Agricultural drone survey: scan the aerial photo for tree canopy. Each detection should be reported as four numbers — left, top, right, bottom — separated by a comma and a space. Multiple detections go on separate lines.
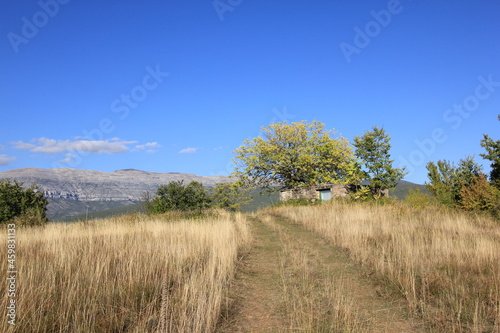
480, 114, 500, 188
353, 126, 406, 195
0, 179, 48, 226
232, 121, 357, 190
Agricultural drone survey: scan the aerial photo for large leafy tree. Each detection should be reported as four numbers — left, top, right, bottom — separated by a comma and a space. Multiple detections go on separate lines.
353, 126, 406, 196
480, 114, 500, 188
0, 179, 48, 226
233, 121, 357, 190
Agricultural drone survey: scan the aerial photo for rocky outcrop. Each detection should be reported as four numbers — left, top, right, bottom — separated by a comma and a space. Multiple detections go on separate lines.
0, 168, 231, 202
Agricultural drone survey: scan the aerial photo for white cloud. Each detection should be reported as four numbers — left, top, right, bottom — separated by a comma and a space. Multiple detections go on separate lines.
0, 154, 16, 166
179, 147, 198, 154
135, 142, 160, 152
213, 146, 226, 151
12, 137, 137, 154
134, 142, 160, 153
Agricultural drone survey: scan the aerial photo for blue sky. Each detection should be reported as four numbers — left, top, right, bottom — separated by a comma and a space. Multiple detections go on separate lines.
1, 0, 499, 184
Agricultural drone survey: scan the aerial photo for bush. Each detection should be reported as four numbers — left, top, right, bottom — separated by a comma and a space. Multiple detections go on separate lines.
458, 174, 500, 211
349, 186, 372, 201
209, 181, 252, 211
0, 179, 48, 226
145, 180, 211, 214
404, 188, 434, 210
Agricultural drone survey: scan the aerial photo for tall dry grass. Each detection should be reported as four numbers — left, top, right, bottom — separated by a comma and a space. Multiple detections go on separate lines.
259, 214, 368, 332
270, 202, 500, 332
0, 211, 251, 333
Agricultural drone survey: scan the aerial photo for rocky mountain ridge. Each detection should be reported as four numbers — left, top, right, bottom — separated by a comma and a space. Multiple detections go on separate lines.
0, 168, 231, 219
0, 168, 231, 202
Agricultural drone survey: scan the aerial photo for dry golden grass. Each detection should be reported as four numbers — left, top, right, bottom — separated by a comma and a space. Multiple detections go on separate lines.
277, 230, 368, 332
270, 202, 500, 332
257, 214, 368, 332
0, 210, 251, 333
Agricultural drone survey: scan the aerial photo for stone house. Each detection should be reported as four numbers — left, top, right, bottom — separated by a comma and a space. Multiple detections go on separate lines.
279, 184, 388, 202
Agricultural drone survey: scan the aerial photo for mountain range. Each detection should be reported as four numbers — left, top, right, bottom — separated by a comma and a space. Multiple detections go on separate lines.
0, 168, 230, 219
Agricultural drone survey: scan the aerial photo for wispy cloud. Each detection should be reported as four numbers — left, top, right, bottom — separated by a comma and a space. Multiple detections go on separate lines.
12, 137, 137, 154
213, 146, 226, 151
179, 147, 198, 154
0, 154, 16, 166
135, 142, 160, 153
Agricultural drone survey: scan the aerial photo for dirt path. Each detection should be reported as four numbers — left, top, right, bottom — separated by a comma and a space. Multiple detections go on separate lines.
217, 215, 289, 332
217, 212, 426, 332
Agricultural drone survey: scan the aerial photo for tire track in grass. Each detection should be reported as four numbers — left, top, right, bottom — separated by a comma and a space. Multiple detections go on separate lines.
218, 211, 426, 332
217, 215, 288, 332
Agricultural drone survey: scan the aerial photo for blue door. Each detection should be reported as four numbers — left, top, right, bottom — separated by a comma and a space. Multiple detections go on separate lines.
319, 189, 331, 201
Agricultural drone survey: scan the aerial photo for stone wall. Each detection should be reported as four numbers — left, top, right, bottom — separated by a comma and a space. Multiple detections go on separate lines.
279, 184, 389, 202
280, 184, 352, 202
279, 187, 319, 201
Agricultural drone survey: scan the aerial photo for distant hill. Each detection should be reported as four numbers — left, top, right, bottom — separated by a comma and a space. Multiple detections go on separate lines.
56, 202, 146, 222
389, 180, 429, 200
0, 168, 230, 220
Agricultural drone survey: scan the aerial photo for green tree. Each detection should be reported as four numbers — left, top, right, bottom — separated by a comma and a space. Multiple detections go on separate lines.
209, 181, 252, 211
146, 180, 211, 213
426, 156, 491, 210
0, 179, 48, 226
480, 114, 500, 188
233, 120, 356, 190
353, 126, 407, 197
426, 160, 457, 206
456, 156, 483, 186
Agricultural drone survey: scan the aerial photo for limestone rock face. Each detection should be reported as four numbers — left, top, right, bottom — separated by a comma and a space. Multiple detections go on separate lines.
0, 168, 230, 201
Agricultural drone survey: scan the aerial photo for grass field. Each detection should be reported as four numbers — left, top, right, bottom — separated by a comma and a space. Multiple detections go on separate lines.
2, 200, 500, 332
0, 211, 251, 332
271, 201, 500, 332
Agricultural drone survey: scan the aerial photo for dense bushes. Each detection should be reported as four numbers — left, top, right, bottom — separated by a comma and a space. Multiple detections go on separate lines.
144, 180, 251, 214
145, 180, 211, 213
426, 157, 500, 218
0, 179, 48, 226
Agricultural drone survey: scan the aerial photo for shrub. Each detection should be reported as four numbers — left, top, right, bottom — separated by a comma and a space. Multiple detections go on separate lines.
404, 188, 433, 209
458, 174, 500, 216
209, 181, 252, 211
145, 180, 211, 214
349, 186, 372, 201
0, 179, 48, 226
